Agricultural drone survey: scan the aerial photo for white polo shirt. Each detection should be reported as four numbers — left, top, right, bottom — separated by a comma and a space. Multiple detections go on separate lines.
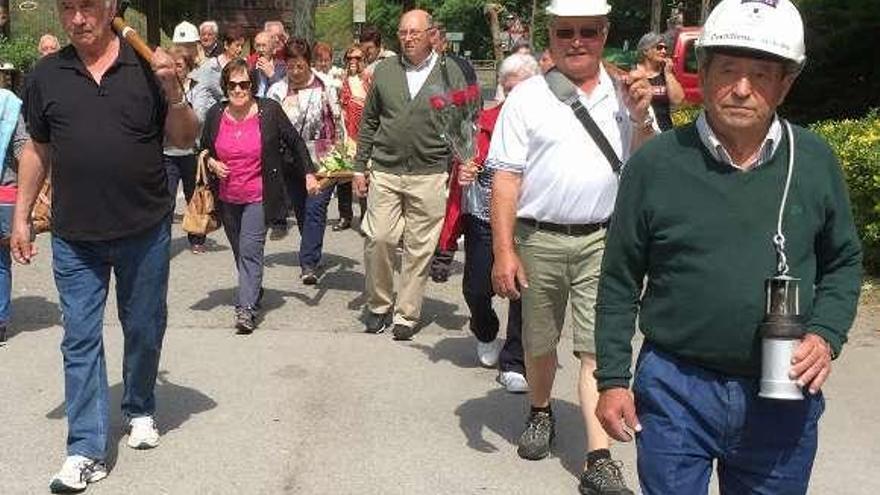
486, 66, 636, 225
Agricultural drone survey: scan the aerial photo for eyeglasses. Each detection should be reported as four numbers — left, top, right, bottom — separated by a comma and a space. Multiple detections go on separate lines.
554, 26, 604, 40
655, 44, 668, 51
228, 80, 252, 91
397, 28, 433, 39
346, 55, 363, 61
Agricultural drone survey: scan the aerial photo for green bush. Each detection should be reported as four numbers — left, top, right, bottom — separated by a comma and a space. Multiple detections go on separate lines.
810, 110, 880, 274
0, 35, 39, 73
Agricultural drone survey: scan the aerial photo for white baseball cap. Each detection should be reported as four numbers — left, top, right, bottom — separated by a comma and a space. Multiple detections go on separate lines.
545, 0, 612, 17
173, 21, 199, 44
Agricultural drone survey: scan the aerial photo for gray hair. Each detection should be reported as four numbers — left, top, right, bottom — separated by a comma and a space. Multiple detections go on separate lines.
498, 53, 540, 85
199, 21, 219, 34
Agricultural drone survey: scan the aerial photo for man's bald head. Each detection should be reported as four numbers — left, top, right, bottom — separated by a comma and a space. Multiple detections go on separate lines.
397, 9, 435, 65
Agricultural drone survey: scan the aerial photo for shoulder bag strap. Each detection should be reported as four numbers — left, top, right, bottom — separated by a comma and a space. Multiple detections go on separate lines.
544, 69, 622, 174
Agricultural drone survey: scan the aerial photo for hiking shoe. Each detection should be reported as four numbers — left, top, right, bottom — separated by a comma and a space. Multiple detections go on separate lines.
0, 325, 6, 344
392, 324, 417, 341
476, 339, 503, 367
579, 458, 633, 495
517, 409, 555, 460
364, 312, 391, 334
497, 371, 529, 393
301, 269, 318, 285
49, 455, 107, 493
190, 244, 206, 254
126, 416, 160, 449
333, 218, 352, 231
235, 308, 256, 335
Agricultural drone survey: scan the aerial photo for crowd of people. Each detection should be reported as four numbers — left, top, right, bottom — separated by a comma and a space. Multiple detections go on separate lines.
0, 0, 863, 494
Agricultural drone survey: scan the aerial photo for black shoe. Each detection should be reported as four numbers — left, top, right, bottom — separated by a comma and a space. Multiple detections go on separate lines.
235, 308, 256, 335
333, 218, 352, 231
0, 325, 6, 344
392, 324, 417, 341
364, 312, 391, 334
578, 458, 633, 495
517, 408, 555, 460
301, 269, 318, 285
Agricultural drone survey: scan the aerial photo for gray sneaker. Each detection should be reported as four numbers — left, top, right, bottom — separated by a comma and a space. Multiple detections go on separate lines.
578, 458, 633, 495
517, 409, 555, 460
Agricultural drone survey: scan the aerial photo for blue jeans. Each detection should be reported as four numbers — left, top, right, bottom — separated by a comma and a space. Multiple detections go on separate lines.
462, 215, 524, 374
52, 217, 171, 460
0, 246, 10, 326
299, 187, 332, 270
634, 344, 825, 495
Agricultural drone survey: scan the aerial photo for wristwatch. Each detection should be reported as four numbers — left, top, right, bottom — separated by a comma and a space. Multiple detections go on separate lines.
630, 113, 655, 131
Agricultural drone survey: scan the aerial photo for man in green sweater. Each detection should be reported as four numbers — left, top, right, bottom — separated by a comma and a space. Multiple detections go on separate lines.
353, 10, 468, 340
594, 1, 862, 494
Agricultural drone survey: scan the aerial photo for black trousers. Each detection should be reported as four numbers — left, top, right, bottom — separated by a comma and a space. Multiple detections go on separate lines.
462, 214, 524, 374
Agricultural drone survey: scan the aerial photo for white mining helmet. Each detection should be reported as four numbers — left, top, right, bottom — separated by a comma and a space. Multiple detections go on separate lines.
697, 0, 806, 68
545, 0, 611, 17
173, 21, 200, 44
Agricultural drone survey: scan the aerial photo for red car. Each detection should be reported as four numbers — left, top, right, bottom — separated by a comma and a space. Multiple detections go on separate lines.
670, 27, 703, 104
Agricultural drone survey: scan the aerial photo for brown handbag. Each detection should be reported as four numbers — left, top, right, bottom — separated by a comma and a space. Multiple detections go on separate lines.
32, 178, 52, 234
182, 150, 220, 236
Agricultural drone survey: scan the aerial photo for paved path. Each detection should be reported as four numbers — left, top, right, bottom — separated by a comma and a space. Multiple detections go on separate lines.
1, 213, 878, 494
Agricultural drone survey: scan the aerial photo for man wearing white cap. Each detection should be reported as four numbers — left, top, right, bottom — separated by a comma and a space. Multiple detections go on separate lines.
595, 1, 861, 493
487, 0, 654, 493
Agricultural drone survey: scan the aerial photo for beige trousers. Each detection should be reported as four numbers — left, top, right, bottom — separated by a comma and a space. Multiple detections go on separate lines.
362, 170, 448, 327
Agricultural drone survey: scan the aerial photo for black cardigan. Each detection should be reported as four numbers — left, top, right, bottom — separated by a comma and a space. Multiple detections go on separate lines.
201, 98, 315, 224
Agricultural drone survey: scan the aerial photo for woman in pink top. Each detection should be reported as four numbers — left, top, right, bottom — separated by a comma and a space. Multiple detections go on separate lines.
202, 59, 320, 334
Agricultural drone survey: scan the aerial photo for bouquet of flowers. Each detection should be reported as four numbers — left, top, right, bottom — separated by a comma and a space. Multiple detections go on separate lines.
429, 83, 482, 163
317, 142, 355, 175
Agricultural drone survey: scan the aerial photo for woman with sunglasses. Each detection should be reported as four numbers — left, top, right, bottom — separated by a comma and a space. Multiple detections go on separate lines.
336, 44, 371, 231
267, 38, 340, 285
202, 59, 319, 334
636, 32, 685, 131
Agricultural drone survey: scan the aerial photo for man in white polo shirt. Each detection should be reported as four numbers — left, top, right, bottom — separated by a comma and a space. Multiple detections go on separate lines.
487, 0, 656, 493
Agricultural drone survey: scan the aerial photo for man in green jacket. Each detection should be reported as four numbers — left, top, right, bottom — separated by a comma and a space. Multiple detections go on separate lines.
594, 1, 862, 494
353, 9, 468, 340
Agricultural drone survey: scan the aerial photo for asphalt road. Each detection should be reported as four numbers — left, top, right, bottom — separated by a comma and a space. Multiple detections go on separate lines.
1, 209, 878, 494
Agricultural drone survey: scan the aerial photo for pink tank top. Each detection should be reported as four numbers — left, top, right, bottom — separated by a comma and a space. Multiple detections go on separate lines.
215, 112, 263, 204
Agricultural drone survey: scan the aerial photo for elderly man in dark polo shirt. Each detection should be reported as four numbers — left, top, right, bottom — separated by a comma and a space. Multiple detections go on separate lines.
9, 0, 197, 492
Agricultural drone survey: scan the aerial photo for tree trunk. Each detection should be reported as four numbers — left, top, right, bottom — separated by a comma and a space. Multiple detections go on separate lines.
701, 0, 712, 24
651, 0, 663, 33
484, 3, 504, 63
291, 0, 317, 43
146, 0, 162, 47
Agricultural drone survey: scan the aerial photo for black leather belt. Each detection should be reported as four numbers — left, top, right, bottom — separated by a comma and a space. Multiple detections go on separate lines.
517, 217, 607, 236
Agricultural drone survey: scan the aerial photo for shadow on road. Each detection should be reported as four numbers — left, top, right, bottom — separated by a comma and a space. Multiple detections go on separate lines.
169, 234, 227, 260
455, 389, 586, 480
6, 296, 62, 340
189, 287, 297, 316
46, 370, 217, 470
420, 297, 469, 331
411, 336, 481, 369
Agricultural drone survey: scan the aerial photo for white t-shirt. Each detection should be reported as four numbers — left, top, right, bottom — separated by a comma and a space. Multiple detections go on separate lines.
486, 66, 636, 225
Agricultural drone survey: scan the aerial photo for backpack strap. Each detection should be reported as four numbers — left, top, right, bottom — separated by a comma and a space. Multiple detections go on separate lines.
544, 68, 622, 174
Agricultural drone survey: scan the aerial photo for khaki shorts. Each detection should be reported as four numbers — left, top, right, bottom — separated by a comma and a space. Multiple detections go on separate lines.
515, 221, 605, 358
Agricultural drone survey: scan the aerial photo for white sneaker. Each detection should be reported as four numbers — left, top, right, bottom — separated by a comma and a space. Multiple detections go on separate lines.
476, 339, 503, 368
497, 371, 529, 393
127, 416, 160, 450
49, 455, 107, 493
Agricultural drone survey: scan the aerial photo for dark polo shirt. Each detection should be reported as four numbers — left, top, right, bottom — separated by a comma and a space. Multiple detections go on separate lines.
24, 38, 171, 241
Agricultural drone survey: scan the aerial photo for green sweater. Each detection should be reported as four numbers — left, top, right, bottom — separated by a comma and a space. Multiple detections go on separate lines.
594, 123, 862, 390
354, 54, 467, 175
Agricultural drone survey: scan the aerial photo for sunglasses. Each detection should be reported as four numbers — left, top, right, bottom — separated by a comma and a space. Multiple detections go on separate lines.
555, 26, 604, 40
655, 44, 668, 51
346, 55, 363, 61
228, 80, 252, 91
